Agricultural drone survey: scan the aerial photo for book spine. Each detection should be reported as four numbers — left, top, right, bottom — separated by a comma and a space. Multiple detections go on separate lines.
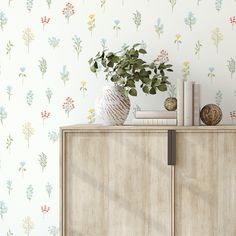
135, 111, 176, 119
193, 83, 200, 126
132, 119, 177, 125
177, 79, 184, 126
184, 81, 194, 126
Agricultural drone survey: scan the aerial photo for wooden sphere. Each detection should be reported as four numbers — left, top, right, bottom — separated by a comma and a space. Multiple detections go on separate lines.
164, 97, 177, 111
200, 104, 222, 126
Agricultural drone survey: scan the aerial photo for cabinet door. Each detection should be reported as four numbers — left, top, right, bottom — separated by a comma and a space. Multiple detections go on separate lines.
175, 132, 236, 236
62, 131, 172, 236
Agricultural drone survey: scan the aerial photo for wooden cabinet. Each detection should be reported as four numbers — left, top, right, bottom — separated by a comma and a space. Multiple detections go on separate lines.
61, 125, 236, 236
61, 127, 172, 236
175, 131, 236, 236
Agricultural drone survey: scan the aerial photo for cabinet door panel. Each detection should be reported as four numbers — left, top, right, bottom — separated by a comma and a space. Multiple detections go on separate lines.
62, 131, 171, 236
175, 132, 236, 236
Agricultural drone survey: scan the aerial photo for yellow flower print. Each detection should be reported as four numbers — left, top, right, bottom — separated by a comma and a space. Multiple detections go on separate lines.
174, 33, 182, 50
80, 80, 87, 96
88, 14, 95, 35
87, 108, 95, 124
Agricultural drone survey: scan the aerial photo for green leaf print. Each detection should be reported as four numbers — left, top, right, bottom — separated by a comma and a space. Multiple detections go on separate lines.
0, 12, 8, 31
133, 10, 141, 31
38, 152, 47, 172
6, 41, 13, 59
184, 12, 196, 31
38, 58, 47, 79
227, 57, 236, 78
169, 0, 177, 12
26, 185, 33, 201
195, 40, 202, 59
0, 201, 8, 219
6, 180, 13, 195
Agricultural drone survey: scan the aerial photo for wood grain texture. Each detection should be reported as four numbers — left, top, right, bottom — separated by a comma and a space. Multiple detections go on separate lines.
61, 124, 236, 131
175, 132, 236, 236
62, 131, 171, 236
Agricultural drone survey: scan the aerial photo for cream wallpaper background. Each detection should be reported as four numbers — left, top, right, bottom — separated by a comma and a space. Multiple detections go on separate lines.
0, 0, 236, 235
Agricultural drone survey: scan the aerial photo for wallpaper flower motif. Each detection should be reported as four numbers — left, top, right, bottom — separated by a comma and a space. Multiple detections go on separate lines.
6, 180, 13, 195
19, 67, 27, 85
48, 131, 58, 143
215, 90, 223, 106
46, 88, 53, 103
62, 3, 75, 23
6, 86, 13, 101
229, 16, 236, 30
185, 12, 197, 31
113, 19, 121, 37
215, 0, 223, 12
208, 67, 216, 81
0, 201, 8, 219
88, 14, 96, 35
6, 135, 13, 153
26, 185, 34, 201
0, 12, 8, 31
26, 90, 34, 106
62, 97, 75, 117
60, 65, 69, 85
26, 0, 34, 12
133, 11, 141, 31
182, 61, 190, 80
6, 41, 13, 59
100, 0, 106, 10
0, 107, 7, 125
227, 58, 236, 78
174, 34, 182, 50
22, 216, 34, 235
154, 18, 164, 38
195, 40, 202, 59
72, 35, 83, 60
46, 0, 52, 9
22, 28, 34, 53
41, 16, 50, 30
211, 27, 223, 53
48, 37, 60, 48
169, 0, 177, 12
22, 122, 34, 147
80, 80, 87, 96
39, 58, 47, 79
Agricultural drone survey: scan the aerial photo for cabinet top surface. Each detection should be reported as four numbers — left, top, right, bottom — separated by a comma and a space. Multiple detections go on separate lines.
60, 124, 236, 132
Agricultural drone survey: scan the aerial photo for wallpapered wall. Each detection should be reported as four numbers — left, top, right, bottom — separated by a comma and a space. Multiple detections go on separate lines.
0, 0, 236, 234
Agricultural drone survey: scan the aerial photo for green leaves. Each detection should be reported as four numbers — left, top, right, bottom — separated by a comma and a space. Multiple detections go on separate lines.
142, 85, 150, 94
150, 87, 157, 94
129, 88, 137, 96
157, 83, 167, 91
90, 65, 96, 73
107, 61, 114, 67
139, 48, 147, 54
125, 79, 135, 87
88, 43, 173, 96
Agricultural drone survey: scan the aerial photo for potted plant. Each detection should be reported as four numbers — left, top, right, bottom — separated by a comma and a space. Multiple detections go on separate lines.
89, 43, 173, 125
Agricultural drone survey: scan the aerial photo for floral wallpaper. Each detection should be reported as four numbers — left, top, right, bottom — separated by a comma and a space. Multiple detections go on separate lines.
0, 0, 236, 235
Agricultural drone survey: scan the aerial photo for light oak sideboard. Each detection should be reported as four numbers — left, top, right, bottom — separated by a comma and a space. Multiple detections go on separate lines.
60, 125, 236, 236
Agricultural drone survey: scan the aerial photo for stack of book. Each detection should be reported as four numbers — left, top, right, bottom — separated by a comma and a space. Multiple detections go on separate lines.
177, 79, 200, 126
132, 110, 177, 125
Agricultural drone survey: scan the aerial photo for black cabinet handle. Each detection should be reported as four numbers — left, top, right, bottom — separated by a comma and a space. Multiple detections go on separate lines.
168, 130, 176, 166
